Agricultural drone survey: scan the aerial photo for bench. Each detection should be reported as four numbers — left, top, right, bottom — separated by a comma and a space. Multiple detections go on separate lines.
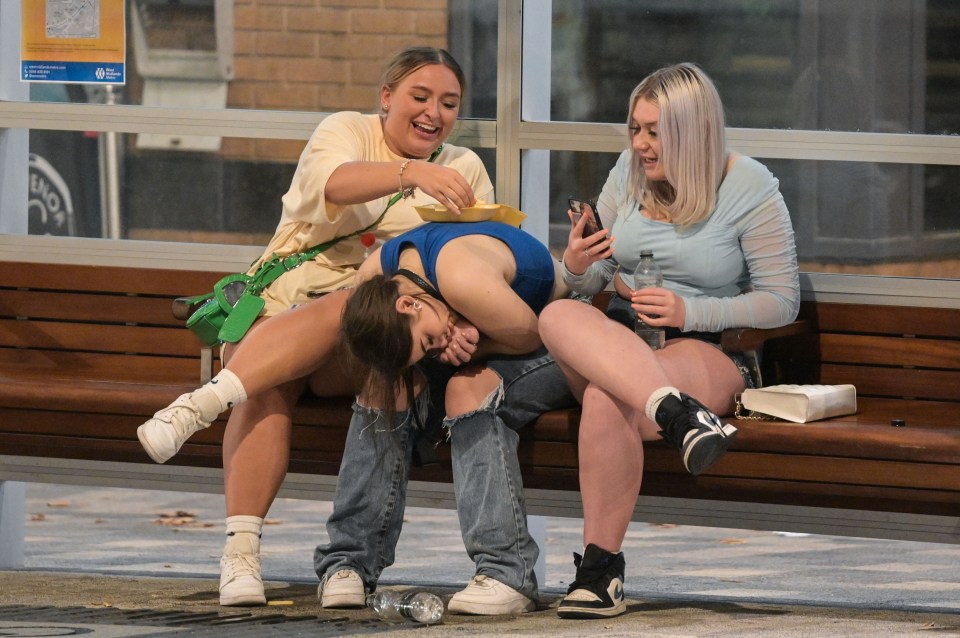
3, 260, 960, 570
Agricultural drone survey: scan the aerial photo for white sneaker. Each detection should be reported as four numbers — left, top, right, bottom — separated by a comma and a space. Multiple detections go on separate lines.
319, 569, 366, 608
219, 535, 266, 606
447, 575, 537, 615
137, 393, 212, 463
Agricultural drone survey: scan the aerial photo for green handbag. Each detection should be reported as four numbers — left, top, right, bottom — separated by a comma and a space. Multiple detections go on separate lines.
184, 208, 390, 347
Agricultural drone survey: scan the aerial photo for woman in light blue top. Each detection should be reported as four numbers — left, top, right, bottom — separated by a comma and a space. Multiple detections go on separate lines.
539, 63, 800, 620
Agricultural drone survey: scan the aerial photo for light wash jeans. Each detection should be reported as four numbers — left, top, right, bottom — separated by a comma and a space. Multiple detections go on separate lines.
314, 348, 575, 601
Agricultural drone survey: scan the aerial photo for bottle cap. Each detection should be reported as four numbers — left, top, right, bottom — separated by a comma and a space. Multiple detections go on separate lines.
640, 250, 653, 258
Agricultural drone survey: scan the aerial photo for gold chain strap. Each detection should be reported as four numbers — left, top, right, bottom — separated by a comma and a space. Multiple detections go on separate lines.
733, 394, 778, 421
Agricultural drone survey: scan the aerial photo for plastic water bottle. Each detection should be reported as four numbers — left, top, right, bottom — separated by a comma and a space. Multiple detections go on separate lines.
633, 250, 665, 351
367, 590, 445, 625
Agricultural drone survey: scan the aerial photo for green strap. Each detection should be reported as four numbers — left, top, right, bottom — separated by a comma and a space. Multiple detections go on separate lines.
248, 144, 445, 293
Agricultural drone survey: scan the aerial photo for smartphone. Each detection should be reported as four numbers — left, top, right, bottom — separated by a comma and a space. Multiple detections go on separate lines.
568, 196, 603, 239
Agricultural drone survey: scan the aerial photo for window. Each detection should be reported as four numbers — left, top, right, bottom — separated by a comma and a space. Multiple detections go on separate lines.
3, 0, 959, 279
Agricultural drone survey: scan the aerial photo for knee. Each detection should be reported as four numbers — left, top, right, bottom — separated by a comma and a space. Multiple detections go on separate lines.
537, 300, 562, 341
538, 299, 579, 347
445, 368, 502, 417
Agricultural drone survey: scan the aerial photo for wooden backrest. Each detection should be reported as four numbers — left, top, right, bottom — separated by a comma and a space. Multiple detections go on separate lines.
765, 301, 960, 410
0, 262, 223, 384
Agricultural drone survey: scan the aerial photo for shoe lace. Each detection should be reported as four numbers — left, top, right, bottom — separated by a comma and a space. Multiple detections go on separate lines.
161, 399, 204, 437
222, 552, 260, 580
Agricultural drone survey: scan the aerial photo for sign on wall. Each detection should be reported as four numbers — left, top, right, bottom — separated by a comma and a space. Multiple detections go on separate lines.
20, 0, 125, 84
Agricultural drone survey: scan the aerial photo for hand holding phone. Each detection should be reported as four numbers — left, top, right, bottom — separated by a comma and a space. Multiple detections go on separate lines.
568, 196, 603, 239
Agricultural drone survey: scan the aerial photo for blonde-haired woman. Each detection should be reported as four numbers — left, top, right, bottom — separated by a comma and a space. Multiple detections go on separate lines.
539, 63, 800, 619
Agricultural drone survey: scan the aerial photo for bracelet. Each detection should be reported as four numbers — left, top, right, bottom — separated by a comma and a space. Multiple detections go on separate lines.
398, 159, 416, 199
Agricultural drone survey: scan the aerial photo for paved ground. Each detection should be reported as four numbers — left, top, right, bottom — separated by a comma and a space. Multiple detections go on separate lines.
2, 482, 960, 636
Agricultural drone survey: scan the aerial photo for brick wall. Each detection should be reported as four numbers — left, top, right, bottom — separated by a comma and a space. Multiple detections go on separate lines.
225, 0, 450, 163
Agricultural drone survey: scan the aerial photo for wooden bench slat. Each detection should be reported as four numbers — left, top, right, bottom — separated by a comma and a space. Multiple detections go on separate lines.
720, 319, 811, 352
805, 303, 960, 338
0, 351, 199, 384
0, 320, 199, 356
820, 333, 960, 369
815, 396, 958, 428
5, 262, 227, 296
0, 381, 193, 415
0, 433, 186, 464
819, 364, 960, 401
2, 289, 185, 327
671, 451, 960, 491
730, 420, 960, 463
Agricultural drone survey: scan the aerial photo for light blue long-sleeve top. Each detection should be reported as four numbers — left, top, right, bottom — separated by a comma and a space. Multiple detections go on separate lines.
563, 151, 801, 332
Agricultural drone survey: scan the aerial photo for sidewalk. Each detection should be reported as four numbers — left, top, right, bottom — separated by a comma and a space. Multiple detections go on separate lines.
2, 482, 959, 636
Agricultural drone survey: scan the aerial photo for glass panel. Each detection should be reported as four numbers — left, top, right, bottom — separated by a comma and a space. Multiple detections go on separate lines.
26, 129, 495, 245
545, 151, 960, 278
550, 0, 960, 136
27, 0, 499, 119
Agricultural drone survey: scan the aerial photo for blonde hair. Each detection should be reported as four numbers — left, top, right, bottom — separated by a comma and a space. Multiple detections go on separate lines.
627, 63, 726, 227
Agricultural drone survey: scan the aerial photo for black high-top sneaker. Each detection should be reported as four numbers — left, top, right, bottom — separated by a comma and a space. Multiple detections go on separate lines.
655, 393, 738, 475
557, 544, 626, 619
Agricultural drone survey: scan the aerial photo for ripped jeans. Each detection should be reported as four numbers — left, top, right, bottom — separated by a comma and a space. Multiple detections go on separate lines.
313, 348, 575, 601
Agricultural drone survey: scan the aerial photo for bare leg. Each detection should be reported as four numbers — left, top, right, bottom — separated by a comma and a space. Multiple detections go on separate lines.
540, 299, 743, 420
577, 384, 649, 552
539, 299, 670, 414
541, 299, 747, 553
222, 381, 302, 517
224, 290, 351, 397
221, 307, 361, 518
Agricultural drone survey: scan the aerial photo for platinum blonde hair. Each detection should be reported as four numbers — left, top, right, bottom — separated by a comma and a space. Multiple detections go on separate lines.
627, 63, 726, 227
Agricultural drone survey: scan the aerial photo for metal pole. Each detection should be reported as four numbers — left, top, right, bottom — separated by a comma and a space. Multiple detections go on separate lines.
98, 85, 122, 239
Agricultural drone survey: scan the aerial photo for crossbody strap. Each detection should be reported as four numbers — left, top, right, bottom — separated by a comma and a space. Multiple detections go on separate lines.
249, 144, 445, 293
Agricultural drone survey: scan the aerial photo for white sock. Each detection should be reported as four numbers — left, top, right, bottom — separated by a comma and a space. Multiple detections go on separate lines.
191, 369, 248, 421
645, 386, 681, 423
225, 514, 263, 536
224, 515, 263, 554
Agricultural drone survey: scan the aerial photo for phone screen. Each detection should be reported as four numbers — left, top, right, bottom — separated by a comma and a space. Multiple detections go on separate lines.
568, 197, 602, 239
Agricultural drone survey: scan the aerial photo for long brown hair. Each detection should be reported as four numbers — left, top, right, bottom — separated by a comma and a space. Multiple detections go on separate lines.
341, 275, 418, 412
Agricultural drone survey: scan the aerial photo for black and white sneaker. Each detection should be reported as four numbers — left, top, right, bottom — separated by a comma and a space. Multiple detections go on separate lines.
557, 544, 626, 619
655, 393, 738, 476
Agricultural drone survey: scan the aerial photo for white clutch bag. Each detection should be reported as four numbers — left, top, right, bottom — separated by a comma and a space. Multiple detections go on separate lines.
737, 384, 857, 423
